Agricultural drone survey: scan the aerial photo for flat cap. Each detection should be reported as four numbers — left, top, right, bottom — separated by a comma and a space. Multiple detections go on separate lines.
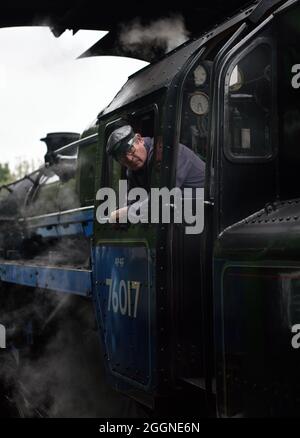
106, 125, 135, 159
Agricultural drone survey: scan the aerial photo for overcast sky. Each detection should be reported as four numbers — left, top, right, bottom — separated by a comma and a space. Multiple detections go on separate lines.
0, 27, 147, 171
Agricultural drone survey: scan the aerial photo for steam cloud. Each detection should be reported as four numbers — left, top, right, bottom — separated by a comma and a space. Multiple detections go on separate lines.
0, 287, 142, 417
119, 15, 190, 59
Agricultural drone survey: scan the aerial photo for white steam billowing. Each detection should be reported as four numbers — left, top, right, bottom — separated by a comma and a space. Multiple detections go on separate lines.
0, 289, 142, 417
119, 15, 190, 59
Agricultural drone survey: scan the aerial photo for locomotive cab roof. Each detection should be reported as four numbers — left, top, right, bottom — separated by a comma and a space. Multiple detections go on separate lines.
98, 2, 260, 118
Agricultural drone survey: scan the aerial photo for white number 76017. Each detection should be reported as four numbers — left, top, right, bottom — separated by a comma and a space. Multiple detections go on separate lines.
105, 278, 141, 318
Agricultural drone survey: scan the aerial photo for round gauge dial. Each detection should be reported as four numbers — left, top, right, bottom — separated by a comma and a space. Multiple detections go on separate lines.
193, 65, 207, 86
189, 93, 209, 115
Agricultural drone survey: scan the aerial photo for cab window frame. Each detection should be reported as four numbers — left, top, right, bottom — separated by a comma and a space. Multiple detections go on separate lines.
75, 134, 98, 207
103, 104, 159, 193
223, 36, 278, 163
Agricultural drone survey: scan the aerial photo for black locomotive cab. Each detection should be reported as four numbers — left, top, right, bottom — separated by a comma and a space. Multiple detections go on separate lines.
212, 0, 300, 417
93, 0, 300, 415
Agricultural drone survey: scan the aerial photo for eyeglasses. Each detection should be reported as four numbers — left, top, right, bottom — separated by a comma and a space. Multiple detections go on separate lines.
126, 144, 136, 156
116, 144, 137, 163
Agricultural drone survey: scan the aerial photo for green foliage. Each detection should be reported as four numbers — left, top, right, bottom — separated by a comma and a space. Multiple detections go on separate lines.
13, 158, 42, 180
0, 158, 42, 187
0, 162, 13, 186
14, 159, 32, 181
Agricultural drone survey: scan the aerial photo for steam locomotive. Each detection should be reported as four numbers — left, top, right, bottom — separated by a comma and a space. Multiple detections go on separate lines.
1, 0, 300, 417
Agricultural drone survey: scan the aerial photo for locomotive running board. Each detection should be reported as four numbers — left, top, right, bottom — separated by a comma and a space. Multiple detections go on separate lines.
0, 262, 92, 297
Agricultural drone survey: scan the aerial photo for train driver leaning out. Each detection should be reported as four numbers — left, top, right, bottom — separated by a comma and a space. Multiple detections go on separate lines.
106, 124, 206, 221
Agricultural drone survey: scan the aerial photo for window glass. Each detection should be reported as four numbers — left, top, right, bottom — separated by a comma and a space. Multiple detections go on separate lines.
226, 43, 273, 159
77, 141, 97, 206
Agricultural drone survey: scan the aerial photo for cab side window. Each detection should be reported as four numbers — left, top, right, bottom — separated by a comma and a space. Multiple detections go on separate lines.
225, 42, 274, 160
76, 140, 97, 206
104, 110, 156, 207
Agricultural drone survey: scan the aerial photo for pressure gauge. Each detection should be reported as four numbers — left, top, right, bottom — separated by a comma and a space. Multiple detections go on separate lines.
193, 64, 207, 86
189, 92, 209, 115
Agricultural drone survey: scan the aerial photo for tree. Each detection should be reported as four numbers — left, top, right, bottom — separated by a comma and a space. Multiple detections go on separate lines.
0, 158, 42, 187
13, 157, 42, 180
0, 163, 13, 186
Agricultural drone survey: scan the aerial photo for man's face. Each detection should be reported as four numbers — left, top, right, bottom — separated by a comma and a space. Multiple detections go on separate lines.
118, 134, 148, 171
